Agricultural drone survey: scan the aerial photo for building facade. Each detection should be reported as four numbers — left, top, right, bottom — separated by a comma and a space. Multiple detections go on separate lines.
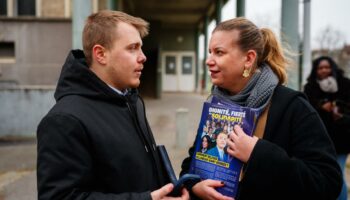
0, 0, 117, 86
0, 0, 225, 97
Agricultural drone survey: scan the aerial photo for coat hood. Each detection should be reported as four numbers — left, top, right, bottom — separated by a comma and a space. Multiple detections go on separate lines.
54, 49, 138, 102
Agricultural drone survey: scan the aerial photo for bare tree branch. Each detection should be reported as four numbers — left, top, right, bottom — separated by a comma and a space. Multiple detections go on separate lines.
315, 25, 345, 51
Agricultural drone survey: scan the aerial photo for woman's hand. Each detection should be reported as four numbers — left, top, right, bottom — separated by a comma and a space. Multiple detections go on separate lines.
321, 101, 333, 112
192, 180, 234, 200
332, 105, 343, 120
226, 125, 258, 163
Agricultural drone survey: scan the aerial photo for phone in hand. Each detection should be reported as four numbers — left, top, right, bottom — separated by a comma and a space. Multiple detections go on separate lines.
157, 145, 201, 196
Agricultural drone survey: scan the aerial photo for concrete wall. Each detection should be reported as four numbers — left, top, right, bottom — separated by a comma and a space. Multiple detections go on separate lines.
0, 87, 55, 137
0, 18, 71, 86
41, 0, 65, 17
159, 27, 196, 51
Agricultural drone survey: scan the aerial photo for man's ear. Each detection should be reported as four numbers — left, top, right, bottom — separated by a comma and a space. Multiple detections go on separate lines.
92, 44, 107, 65
245, 50, 257, 68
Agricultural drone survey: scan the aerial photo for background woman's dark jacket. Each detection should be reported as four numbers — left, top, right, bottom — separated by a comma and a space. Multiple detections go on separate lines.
37, 50, 167, 200
181, 85, 342, 200
304, 68, 350, 154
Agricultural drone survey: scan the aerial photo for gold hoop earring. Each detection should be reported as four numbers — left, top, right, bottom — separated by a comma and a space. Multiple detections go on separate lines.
242, 68, 250, 78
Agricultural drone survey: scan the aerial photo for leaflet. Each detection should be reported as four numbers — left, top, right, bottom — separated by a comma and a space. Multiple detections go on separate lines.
188, 97, 259, 197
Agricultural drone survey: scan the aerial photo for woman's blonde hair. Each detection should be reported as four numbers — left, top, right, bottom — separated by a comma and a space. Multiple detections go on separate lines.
213, 17, 289, 84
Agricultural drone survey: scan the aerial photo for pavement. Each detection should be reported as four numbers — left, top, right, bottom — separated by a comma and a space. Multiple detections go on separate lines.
0, 92, 349, 199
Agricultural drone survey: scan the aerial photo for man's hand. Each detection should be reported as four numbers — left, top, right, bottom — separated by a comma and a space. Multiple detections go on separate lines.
151, 183, 189, 200
192, 180, 234, 200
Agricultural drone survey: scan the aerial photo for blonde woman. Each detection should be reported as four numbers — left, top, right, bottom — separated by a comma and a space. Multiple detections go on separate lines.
180, 17, 341, 200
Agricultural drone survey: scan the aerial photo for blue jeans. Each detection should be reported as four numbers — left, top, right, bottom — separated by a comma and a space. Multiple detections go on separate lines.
337, 154, 348, 200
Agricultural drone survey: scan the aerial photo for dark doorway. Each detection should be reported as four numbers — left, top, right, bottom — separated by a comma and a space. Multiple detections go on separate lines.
139, 48, 158, 98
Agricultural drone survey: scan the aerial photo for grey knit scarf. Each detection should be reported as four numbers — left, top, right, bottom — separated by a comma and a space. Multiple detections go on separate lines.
211, 63, 278, 111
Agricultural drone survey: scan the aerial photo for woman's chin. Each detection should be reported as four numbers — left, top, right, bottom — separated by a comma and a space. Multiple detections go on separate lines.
211, 79, 221, 86
213, 82, 227, 90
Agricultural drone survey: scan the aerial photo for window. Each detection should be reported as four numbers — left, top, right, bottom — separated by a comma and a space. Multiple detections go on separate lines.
0, 42, 15, 63
18, 0, 35, 16
0, 0, 7, 15
182, 56, 193, 75
165, 56, 176, 75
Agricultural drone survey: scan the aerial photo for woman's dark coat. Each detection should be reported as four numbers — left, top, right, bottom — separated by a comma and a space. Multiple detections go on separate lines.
181, 85, 342, 200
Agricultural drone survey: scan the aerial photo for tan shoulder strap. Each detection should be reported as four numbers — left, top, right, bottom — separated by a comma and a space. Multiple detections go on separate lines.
253, 104, 270, 139
240, 104, 270, 182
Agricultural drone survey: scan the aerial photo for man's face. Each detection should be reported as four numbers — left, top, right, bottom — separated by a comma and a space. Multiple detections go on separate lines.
105, 22, 147, 91
216, 133, 227, 149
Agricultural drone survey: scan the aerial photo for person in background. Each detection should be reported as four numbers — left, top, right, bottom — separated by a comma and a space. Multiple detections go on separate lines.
180, 17, 342, 200
36, 10, 189, 200
304, 56, 350, 200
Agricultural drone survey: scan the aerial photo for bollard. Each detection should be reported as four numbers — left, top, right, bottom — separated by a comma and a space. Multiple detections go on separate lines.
175, 108, 189, 149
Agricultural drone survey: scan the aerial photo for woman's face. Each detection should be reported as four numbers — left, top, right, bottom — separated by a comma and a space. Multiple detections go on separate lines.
206, 30, 248, 94
202, 137, 208, 148
317, 60, 332, 80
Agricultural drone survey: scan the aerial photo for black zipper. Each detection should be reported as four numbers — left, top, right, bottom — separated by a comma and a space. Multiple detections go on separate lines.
137, 96, 168, 186
125, 98, 149, 153
138, 96, 157, 151
125, 95, 166, 186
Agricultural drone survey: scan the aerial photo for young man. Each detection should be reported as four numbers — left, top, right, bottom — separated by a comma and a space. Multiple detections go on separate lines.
37, 10, 189, 200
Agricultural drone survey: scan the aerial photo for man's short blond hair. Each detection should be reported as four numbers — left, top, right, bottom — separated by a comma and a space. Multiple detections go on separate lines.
82, 10, 149, 66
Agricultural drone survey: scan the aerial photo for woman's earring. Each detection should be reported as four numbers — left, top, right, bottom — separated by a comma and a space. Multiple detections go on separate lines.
242, 68, 250, 78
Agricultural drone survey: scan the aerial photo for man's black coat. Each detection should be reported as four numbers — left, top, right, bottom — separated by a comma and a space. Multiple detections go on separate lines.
37, 50, 167, 200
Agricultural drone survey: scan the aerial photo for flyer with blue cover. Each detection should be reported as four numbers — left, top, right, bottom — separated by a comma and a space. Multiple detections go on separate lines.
189, 97, 259, 197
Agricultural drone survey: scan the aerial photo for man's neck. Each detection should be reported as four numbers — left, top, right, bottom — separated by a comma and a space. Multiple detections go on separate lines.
108, 85, 128, 95
89, 64, 128, 95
